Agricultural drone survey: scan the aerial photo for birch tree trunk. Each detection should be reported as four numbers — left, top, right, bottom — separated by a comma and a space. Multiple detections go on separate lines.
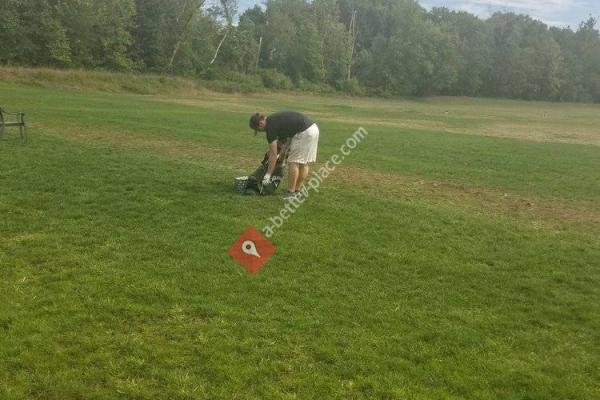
167, 0, 203, 73
210, 28, 229, 65
346, 9, 358, 81
255, 36, 263, 71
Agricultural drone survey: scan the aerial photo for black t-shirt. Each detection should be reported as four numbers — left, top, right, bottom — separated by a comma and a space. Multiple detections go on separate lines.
266, 111, 314, 144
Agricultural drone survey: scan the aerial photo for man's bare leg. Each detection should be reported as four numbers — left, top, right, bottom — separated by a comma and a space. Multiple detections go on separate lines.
288, 162, 300, 192
296, 164, 309, 191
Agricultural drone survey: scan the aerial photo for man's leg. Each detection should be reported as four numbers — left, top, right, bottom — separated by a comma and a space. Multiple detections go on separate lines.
296, 164, 309, 191
288, 162, 300, 192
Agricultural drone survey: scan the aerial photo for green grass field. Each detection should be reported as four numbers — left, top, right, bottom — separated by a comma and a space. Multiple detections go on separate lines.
1, 70, 599, 399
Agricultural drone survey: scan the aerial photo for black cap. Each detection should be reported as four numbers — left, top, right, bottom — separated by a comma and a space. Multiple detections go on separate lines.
249, 113, 262, 134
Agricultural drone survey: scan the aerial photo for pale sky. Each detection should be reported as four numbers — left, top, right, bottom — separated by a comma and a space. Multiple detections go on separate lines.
238, 0, 600, 29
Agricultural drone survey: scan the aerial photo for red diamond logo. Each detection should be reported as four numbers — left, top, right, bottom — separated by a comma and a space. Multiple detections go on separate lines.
228, 226, 276, 274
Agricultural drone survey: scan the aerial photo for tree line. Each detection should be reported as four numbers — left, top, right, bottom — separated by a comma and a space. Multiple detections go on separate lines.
1, 0, 599, 102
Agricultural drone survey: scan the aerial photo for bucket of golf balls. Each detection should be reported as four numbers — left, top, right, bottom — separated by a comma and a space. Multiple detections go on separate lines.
234, 176, 249, 194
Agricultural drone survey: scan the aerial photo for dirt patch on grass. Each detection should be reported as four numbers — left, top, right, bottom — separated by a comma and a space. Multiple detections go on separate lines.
450, 122, 600, 147
40, 123, 258, 169
155, 94, 600, 146
329, 165, 600, 231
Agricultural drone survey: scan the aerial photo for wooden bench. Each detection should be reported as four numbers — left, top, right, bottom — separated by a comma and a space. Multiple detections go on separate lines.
0, 107, 27, 144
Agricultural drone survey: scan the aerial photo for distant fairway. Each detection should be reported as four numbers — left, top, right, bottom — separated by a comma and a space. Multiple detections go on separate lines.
1, 71, 599, 399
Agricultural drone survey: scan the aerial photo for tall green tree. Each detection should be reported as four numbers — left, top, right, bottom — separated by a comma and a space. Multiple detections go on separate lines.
575, 17, 600, 102
430, 8, 491, 96
313, 0, 351, 86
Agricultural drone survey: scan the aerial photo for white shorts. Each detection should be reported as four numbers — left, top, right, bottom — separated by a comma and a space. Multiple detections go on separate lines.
288, 124, 319, 164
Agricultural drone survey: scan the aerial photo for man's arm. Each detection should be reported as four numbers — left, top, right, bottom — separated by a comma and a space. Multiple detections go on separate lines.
265, 140, 279, 176
262, 140, 279, 185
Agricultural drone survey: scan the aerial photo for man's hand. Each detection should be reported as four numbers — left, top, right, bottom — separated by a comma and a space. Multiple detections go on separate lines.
262, 173, 272, 186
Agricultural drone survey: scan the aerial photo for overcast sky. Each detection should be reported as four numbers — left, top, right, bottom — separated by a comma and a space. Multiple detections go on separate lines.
238, 0, 600, 29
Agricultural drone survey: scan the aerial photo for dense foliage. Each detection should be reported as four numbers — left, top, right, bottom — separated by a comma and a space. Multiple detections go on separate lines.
1, 0, 599, 102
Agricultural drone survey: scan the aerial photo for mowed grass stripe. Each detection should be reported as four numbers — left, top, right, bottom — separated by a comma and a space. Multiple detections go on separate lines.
27, 121, 600, 232
1, 133, 599, 399
2, 82, 599, 204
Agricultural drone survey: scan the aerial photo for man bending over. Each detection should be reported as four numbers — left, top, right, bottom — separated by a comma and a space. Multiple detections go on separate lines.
249, 111, 320, 199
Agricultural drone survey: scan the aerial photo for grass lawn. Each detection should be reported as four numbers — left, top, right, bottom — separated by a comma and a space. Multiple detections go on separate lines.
1, 70, 599, 399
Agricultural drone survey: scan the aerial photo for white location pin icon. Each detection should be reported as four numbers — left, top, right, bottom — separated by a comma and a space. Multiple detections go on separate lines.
242, 240, 261, 258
